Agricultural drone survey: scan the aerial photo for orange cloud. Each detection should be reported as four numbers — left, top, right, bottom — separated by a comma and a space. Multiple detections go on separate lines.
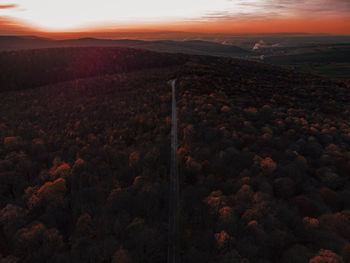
0, 4, 18, 9
0, 16, 38, 35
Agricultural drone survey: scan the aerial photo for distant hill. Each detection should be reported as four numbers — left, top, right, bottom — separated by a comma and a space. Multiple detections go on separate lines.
265, 45, 350, 80
0, 35, 252, 58
3, 35, 350, 81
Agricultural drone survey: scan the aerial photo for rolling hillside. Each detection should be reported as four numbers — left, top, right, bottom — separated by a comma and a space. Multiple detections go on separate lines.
0, 36, 252, 58
0, 47, 349, 263
265, 45, 350, 80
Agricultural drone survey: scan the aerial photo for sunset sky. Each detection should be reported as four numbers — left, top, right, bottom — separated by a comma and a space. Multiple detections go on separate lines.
0, 0, 350, 35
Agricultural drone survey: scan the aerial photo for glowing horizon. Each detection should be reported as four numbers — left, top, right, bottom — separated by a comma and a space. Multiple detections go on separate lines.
0, 0, 350, 34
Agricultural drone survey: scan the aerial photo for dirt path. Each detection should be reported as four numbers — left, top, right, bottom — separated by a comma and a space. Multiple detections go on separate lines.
168, 79, 179, 263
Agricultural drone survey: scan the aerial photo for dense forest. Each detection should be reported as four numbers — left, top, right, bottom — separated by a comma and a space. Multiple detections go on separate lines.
0, 47, 349, 263
176, 59, 350, 262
